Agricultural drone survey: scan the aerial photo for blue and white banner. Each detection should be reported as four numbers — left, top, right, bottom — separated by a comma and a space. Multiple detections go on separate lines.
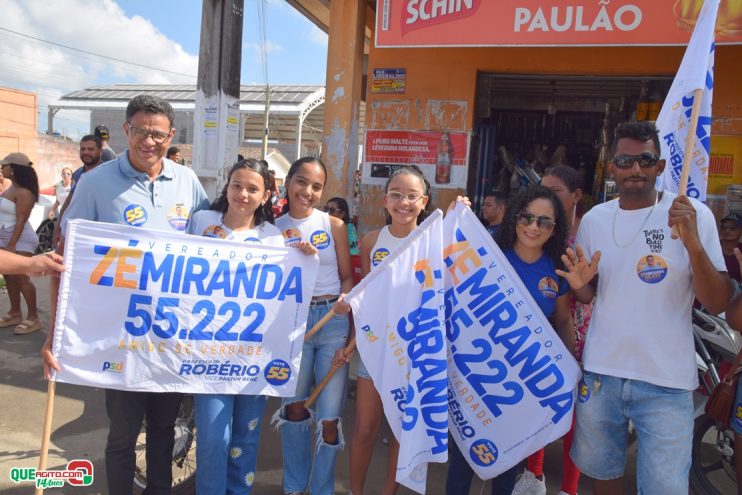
657, 0, 719, 201
348, 210, 447, 494
52, 219, 318, 396
443, 204, 581, 479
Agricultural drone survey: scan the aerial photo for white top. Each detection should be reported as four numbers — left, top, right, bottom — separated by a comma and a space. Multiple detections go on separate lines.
0, 196, 16, 227
370, 225, 406, 268
276, 209, 340, 296
55, 181, 71, 206
577, 191, 726, 390
188, 209, 283, 246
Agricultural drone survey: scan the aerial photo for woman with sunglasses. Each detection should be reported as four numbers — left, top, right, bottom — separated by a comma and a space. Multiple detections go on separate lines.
324, 197, 359, 255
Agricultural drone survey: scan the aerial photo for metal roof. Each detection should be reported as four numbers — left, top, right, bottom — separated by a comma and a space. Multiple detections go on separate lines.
59, 84, 325, 106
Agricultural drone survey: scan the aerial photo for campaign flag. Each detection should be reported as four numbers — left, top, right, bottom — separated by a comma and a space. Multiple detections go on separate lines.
52, 219, 318, 396
657, 0, 719, 201
443, 204, 581, 479
347, 210, 447, 494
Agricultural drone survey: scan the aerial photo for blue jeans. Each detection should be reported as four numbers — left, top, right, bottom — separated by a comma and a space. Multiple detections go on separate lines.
571, 371, 693, 494
445, 437, 520, 494
273, 302, 349, 494
195, 394, 267, 495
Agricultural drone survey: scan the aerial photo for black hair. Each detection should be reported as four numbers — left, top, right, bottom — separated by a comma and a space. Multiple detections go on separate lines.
484, 190, 508, 205
496, 185, 567, 270
384, 165, 433, 226
543, 165, 582, 192
281, 156, 328, 215
9, 164, 39, 201
80, 135, 102, 149
325, 197, 350, 224
126, 95, 175, 127
211, 158, 274, 227
167, 146, 180, 158
610, 121, 661, 158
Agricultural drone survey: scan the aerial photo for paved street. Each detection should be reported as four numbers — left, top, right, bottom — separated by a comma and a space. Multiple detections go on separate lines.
0, 278, 635, 494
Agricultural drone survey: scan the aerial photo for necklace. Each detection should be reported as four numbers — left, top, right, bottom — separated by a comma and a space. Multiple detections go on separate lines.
611, 192, 659, 248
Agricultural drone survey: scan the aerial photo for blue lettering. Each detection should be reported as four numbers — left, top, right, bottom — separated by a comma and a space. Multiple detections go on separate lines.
139, 252, 173, 291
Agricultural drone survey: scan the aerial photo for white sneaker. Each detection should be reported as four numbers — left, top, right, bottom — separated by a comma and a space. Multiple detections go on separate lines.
511, 469, 546, 495
557, 491, 576, 495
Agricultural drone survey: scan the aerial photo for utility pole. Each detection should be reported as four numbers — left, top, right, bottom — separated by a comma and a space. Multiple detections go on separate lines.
262, 84, 270, 159
192, 0, 244, 198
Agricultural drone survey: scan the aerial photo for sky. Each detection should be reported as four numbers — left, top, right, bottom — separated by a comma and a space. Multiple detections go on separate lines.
0, 0, 328, 139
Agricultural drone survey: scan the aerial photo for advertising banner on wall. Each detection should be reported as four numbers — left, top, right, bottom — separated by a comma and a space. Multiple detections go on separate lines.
363, 129, 469, 189
375, 0, 742, 47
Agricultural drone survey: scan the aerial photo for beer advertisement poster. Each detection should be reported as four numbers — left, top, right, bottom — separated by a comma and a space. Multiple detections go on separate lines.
363, 129, 469, 189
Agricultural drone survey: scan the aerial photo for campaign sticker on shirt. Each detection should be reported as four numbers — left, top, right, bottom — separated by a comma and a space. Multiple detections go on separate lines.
636, 254, 668, 284
538, 276, 559, 300
735, 402, 742, 430
310, 230, 331, 249
282, 228, 302, 245
578, 381, 590, 403
202, 225, 227, 239
372, 248, 391, 267
469, 439, 498, 467
123, 204, 148, 227
167, 203, 189, 231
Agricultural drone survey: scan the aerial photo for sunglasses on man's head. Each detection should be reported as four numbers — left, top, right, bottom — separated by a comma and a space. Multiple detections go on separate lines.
612, 153, 660, 169
516, 211, 556, 231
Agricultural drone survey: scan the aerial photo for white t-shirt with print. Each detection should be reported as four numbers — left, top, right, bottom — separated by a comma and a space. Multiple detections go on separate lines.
188, 209, 283, 247
576, 191, 726, 390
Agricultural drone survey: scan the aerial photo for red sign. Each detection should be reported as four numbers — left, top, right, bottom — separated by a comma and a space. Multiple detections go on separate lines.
376, 0, 742, 47
364, 130, 469, 189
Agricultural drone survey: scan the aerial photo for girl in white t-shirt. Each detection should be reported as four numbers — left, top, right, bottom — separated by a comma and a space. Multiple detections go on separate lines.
190, 158, 315, 495
347, 165, 433, 495
272, 157, 354, 495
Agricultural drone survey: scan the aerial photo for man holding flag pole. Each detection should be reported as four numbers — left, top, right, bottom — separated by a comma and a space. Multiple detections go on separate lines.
562, 2, 733, 493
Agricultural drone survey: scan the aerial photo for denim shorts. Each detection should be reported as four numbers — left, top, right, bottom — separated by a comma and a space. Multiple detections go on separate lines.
356, 357, 371, 381
732, 376, 742, 435
571, 371, 693, 494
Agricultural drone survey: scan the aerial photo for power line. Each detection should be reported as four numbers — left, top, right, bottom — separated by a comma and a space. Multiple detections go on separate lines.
0, 26, 197, 79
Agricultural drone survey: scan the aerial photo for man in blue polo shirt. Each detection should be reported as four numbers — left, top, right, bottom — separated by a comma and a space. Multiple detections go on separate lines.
41, 94, 209, 495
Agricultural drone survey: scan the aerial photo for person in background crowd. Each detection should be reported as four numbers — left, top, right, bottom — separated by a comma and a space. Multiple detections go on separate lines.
561, 121, 732, 495
346, 166, 435, 495
94, 124, 117, 162
512, 165, 588, 495
480, 191, 507, 239
189, 158, 316, 494
48, 167, 73, 219
166, 146, 182, 164
720, 212, 742, 285
42, 95, 210, 495
324, 197, 359, 255
53, 135, 104, 245
0, 152, 41, 335
272, 156, 354, 495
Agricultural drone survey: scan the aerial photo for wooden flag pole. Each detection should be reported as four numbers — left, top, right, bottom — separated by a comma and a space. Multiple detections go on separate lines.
35, 380, 56, 495
304, 338, 356, 409
671, 87, 704, 239
303, 309, 336, 341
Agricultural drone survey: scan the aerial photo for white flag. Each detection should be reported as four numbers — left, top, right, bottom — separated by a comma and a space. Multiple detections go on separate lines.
443, 204, 581, 479
657, 0, 718, 201
348, 210, 447, 494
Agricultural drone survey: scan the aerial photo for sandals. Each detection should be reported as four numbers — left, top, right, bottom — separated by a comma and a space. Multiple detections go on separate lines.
0, 314, 23, 328
14, 319, 42, 335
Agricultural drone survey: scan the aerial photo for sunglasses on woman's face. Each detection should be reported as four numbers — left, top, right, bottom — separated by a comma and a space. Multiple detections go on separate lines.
516, 211, 556, 231
323, 206, 339, 214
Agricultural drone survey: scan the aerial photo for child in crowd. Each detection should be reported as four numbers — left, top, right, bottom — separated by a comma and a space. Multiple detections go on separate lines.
190, 158, 315, 494
272, 157, 354, 495
347, 165, 434, 495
